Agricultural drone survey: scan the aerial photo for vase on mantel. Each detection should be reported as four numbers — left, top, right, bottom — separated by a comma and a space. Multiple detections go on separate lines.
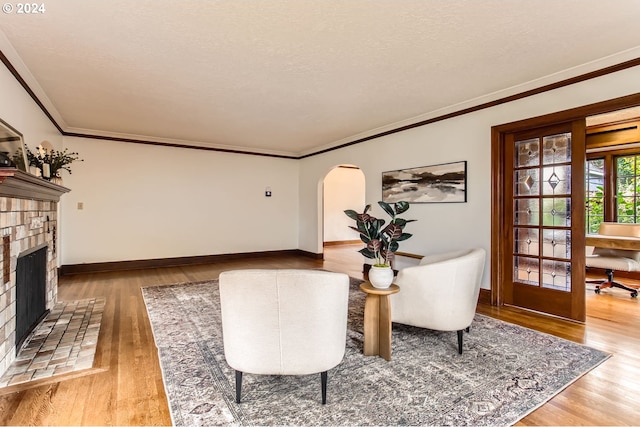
368, 265, 394, 289
51, 176, 63, 186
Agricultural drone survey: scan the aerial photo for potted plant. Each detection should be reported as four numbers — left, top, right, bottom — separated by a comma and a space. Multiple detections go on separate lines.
344, 201, 415, 288
24, 145, 83, 182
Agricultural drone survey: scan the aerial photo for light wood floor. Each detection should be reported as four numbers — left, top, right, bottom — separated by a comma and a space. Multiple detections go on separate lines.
0, 245, 637, 426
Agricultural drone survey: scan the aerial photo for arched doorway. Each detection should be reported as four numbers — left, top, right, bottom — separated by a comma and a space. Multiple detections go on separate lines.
322, 165, 365, 246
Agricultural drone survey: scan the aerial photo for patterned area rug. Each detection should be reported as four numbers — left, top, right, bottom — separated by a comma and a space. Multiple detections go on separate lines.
142, 279, 609, 426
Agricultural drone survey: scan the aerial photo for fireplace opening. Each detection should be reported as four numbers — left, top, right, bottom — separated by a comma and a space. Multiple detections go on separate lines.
15, 244, 49, 353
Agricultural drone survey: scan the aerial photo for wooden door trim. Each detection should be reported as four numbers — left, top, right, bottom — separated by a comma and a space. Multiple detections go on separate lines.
491, 127, 505, 306
493, 93, 640, 134
491, 92, 640, 310
571, 119, 587, 321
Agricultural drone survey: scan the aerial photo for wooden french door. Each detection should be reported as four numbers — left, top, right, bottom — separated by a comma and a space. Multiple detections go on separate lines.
501, 121, 586, 321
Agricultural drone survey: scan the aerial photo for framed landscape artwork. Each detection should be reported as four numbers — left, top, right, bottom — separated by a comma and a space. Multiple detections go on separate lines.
382, 161, 467, 203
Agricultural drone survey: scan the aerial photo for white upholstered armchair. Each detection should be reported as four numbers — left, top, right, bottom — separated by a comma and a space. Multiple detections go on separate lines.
219, 269, 350, 404
390, 248, 486, 354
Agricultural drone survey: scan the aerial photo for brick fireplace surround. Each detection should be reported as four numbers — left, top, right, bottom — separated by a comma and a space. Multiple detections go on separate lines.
0, 169, 69, 377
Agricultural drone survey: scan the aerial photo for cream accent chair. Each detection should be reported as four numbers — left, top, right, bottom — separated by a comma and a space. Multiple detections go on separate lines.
586, 222, 640, 298
390, 248, 486, 354
219, 269, 350, 404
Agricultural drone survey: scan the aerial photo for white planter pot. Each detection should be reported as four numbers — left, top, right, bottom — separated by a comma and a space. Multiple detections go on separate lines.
369, 265, 394, 289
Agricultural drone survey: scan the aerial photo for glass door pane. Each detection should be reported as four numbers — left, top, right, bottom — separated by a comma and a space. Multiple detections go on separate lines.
513, 132, 572, 291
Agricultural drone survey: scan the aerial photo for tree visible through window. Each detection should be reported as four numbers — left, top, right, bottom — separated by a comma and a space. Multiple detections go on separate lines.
586, 158, 604, 233
616, 154, 640, 223
586, 153, 640, 233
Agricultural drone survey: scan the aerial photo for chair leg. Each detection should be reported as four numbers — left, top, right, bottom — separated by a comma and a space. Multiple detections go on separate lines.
236, 370, 328, 404
610, 281, 639, 297
321, 371, 328, 404
457, 330, 463, 354
235, 370, 243, 403
590, 269, 639, 297
591, 269, 615, 293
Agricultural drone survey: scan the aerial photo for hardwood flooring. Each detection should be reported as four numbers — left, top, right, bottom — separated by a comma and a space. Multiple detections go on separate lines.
0, 245, 637, 426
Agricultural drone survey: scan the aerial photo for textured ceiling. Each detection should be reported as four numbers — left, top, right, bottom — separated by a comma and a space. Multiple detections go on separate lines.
1, 0, 640, 156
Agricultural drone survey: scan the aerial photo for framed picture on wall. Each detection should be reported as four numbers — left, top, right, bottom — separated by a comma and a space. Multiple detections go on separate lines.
0, 118, 28, 172
382, 161, 467, 203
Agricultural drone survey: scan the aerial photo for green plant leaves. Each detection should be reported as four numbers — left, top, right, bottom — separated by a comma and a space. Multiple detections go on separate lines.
23, 144, 83, 176
396, 232, 413, 242
378, 201, 395, 217
394, 201, 410, 214
345, 200, 416, 265
358, 247, 376, 259
344, 209, 359, 220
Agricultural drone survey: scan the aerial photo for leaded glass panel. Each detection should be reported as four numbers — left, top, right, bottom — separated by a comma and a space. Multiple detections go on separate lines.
515, 168, 540, 196
515, 138, 540, 168
542, 197, 571, 227
510, 126, 577, 315
542, 133, 571, 164
514, 256, 539, 286
514, 199, 539, 225
515, 228, 539, 256
542, 229, 570, 259
541, 259, 571, 291
542, 165, 571, 195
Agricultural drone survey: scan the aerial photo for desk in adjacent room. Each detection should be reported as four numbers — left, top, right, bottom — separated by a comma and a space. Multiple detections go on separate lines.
585, 234, 640, 251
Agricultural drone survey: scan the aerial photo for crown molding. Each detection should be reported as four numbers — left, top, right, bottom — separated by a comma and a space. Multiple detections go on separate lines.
2, 44, 640, 160
63, 128, 298, 159
0, 33, 67, 131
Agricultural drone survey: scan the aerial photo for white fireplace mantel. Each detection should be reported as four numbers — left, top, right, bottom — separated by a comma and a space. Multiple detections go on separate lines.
0, 168, 70, 201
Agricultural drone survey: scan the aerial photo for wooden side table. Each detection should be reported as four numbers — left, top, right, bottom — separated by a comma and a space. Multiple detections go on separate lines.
359, 282, 400, 361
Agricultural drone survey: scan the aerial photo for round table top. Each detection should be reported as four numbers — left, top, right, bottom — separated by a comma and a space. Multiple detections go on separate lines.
359, 282, 400, 295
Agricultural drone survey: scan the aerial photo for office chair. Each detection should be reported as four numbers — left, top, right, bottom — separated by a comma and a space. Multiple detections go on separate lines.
586, 222, 640, 298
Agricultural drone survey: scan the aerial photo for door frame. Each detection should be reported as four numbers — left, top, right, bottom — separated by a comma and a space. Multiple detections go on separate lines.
491, 93, 640, 313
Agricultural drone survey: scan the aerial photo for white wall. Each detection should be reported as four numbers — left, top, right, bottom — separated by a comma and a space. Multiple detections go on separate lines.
0, 59, 67, 264
323, 166, 365, 242
0, 64, 62, 154
1, 54, 301, 266
60, 136, 299, 264
298, 65, 640, 290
